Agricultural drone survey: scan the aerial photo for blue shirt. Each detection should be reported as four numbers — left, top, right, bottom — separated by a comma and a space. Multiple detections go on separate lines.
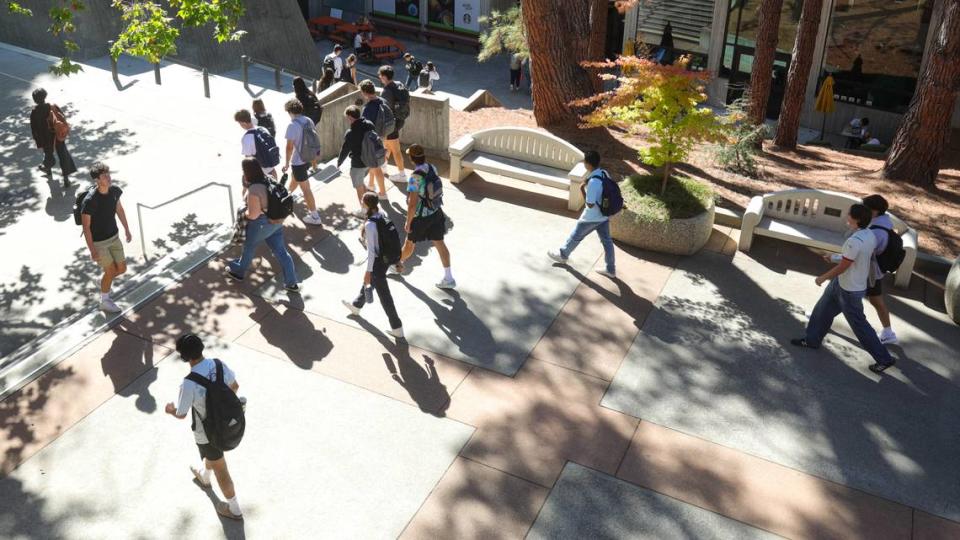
579, 170, 608, 223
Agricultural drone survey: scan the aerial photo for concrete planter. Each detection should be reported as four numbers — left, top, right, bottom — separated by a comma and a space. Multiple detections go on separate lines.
610, 200, 715, 256
946, 256, 960, 325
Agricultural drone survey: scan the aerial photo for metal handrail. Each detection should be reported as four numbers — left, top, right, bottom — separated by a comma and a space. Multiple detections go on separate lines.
241, 55, 316, 92
136, 182, 235, 261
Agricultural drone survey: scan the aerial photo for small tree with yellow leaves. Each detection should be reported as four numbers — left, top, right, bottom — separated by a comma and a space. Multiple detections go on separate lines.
575, 55, 726, 195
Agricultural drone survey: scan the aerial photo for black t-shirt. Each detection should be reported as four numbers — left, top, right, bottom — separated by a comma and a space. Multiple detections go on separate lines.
82, 186, 123, 242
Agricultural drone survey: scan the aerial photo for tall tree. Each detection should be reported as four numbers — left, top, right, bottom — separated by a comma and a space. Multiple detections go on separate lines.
773, 0, 824, 149
883, 0, 960, 187
522, 0, 598, 125
587, 0, 609, 92
748, 0, 785, 132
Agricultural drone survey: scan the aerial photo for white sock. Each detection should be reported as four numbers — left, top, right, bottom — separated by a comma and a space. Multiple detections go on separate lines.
198, 462, 212, 482
227, 495, 241, 515
443, 267, 453, 281
101, 292, 111, 302
882, 326, 893, 333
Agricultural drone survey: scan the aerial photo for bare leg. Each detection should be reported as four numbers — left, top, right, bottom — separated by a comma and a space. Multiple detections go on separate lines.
385, 139, 405, 177
432, 240, 450, 267
100, 267, 116, 293
300, 181, 317, 213
867, 294, 892, 329
207, 457, 235, 499
372, 166, 387, 195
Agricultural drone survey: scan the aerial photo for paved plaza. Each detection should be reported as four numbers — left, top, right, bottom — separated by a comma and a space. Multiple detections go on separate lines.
2, 44, 960, 540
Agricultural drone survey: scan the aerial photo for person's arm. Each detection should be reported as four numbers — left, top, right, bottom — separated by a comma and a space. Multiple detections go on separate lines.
115, 200, 132, 242
284, 139, 294, 171
815, 258, 853, 286
364, 220, 377, 283
337, 129, 351, 167
405, 178, 418, 232
245, 190, 262, 220
82, 214, 97, 262
166, 384, 191, 420
241, 133, 256, 156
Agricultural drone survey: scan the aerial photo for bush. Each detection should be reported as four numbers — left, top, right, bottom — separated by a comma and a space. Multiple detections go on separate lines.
714, 97, 764, 178
624, 174, 714, 222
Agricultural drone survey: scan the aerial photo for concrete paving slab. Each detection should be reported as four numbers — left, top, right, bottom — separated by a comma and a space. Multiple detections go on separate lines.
0, 341, 473, 539
527, 462, 778, 540
253, 170, 602, 375
603, 244, 960, 521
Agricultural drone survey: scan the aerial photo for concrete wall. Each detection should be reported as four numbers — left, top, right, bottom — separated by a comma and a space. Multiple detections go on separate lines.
0, 0, 321, 76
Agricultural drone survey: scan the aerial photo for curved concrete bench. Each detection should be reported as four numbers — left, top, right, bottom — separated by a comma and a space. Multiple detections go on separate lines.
739, 189, 917, 288
448, 127, 588, 211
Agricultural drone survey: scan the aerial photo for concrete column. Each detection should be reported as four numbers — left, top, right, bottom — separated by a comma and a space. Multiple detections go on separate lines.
805, 0, 836, 101
420, 0, 428, 31
707, 0, 727, 76
622, 3, 639, 53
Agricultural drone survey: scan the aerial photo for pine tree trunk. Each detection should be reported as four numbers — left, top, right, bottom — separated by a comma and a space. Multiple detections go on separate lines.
749, 0, 786, 133
523, 0, 598, 125
773, 0, 824, 149
883, 0, 960, 188
587, 0, 609, 92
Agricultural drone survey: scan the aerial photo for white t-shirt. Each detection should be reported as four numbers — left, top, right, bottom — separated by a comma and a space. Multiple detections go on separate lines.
579, 171, 608, 223
241, 131, 256, 157
354, 34, 363, 49
324, 53, 343, 78
285, 117, 307, 166
838, 228, 877, 292
175, 358, 237, 444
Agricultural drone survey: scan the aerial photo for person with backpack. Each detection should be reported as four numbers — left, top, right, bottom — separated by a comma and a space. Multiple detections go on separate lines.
323, 44, 344, 80
378, 65, 410, 183
396, 144, 456, 289
235, 109, 280, 179
791, 204, 896, 374
342, 191, 404, 338
251, 98, 276, 138
403, 53, 422, 90
281, 98, 323, 226
863, 194, 902, 345
80, 162, 132, 313
293, 77, 323, 125
227, 158, 300, 292
30, 87, 77, 187
165, 333, 245, 521
548, 150, 618, 279
359, 79, 392, 198
418, 61, 439, 93
337, 105, 381, 212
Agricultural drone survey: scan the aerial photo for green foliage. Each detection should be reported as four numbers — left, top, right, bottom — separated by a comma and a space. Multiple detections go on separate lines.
713, 97, 765, 177
46, 0, 85, 76
477, 6, 527, 62
111, 1, 180, 63
576, 56, 727, 194
6, 2, 33, 16
170, 0, 246, 43
624, 174, 714, 221
49, 55, 83, 76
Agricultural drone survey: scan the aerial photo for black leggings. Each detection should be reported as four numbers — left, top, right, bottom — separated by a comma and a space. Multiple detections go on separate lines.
509, 69, 521, 87
353, 260, 402, 330
43, 140, 77, 178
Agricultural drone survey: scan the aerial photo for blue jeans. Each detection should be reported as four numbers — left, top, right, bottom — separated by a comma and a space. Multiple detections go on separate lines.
805, 279, 893, 365
560, 219, 615, 273
229, 216, 298, 287
405, 73, 418, 90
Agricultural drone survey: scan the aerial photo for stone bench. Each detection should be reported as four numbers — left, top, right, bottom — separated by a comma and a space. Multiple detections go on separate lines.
448, 127, 588, 211
739, 189, 918, 288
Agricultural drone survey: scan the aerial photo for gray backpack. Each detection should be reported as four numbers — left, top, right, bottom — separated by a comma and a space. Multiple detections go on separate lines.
361, 129, 386, 168
372, 98, 396, 137
295, 116, 322, 163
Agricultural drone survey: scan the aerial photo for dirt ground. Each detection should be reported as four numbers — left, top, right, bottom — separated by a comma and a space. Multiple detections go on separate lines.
450, 108, 960, 259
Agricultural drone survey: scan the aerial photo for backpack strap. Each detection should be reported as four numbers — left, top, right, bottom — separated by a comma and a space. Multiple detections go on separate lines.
185, 371, 211, 388
214, 358, 224, 385
869, 224, 893, 232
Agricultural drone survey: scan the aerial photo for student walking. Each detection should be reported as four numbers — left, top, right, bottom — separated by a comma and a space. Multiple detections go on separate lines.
293, 76, 323, 125
337, 105, 379, 210
862, 194, 899, 344
403, 53, 422, 90
80, 162, 132, 313
227, 158, 300, 291
318, 68, 336, 93
397, 144, 455, 289
378, 66, 410, 183
342, 192, 404, 338
30, 87, 77, 186
509, 53, 523, 91
281, 98, 323, 225
165, 333, 244, 521
251, 99, 276, 138
548, 150, 616, 278
235, 109, 280, 178
359, 79, 390, 197
791, 204, 896, 374
343, 54, 358, 85
418, 62, 439, 93
323, 44, 345, 80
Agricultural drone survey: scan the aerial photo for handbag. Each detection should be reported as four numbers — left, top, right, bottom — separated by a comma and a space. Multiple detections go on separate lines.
48, 104, 70, 142
231, 207, 248, 245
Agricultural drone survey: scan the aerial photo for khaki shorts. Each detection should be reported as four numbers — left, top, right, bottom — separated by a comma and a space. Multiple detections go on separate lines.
93, 234, 126, 270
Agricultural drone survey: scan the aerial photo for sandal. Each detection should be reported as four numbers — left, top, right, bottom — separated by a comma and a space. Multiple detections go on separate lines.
216, 501, 244, 521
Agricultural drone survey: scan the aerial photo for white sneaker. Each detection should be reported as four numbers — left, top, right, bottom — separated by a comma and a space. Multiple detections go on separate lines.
879, 328, 898, 345
597, 269, 617, 279
547, 250, 568, 264
387, 326, 404, 338
389, 173, 406, 182
436, 277, 457, 290
100, 298, 122, 313
342, 299, 361, 316
302, 214, 323, 226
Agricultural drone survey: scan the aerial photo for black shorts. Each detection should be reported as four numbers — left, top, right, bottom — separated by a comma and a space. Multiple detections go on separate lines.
197, 442, 224, 461
387, 118, 404, 140
408, 210, 446, 243
866, 279, 882, 297
292, 163, 310, 182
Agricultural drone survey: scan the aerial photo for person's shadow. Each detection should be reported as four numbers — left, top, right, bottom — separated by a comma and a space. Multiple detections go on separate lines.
45, 178, 78, 222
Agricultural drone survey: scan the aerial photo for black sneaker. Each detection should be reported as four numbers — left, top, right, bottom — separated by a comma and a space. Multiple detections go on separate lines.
869, 361, 896, 374
226, 270, 244, 282
284, 283, 300, 293
790, 338, 819, 349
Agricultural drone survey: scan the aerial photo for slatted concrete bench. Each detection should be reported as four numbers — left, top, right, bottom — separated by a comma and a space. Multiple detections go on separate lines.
739, 189, 918, 288
448, 127, 588, 211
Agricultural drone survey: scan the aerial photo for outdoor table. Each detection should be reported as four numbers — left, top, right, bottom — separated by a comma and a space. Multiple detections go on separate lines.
336, 23, 360, 35
308, 16, 343, 37
367, 36, 406, 54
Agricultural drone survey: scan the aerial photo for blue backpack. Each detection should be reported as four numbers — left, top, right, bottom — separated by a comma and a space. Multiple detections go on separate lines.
593, 169, 623, 216
247, 127, 281, 169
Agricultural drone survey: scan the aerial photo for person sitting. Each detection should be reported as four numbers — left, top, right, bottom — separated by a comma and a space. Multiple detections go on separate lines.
355, 32, 372, 60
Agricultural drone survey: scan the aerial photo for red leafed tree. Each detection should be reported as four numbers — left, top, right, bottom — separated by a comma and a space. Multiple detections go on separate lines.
748, 0, 786, 131
883, 0, 960, 187
773, 0, 824, 149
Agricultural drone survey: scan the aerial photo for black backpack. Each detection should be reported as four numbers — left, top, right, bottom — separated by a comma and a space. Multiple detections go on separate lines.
595, 170, 624, 216
870, 225, 906, 273
73, 186, 95, 226
370, 214, 401, 265
389, 82, 411, 121
247, 127, 281, 169
411, 60, 423, 75
255, 175, 295, 221
186, 359, 245, 452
